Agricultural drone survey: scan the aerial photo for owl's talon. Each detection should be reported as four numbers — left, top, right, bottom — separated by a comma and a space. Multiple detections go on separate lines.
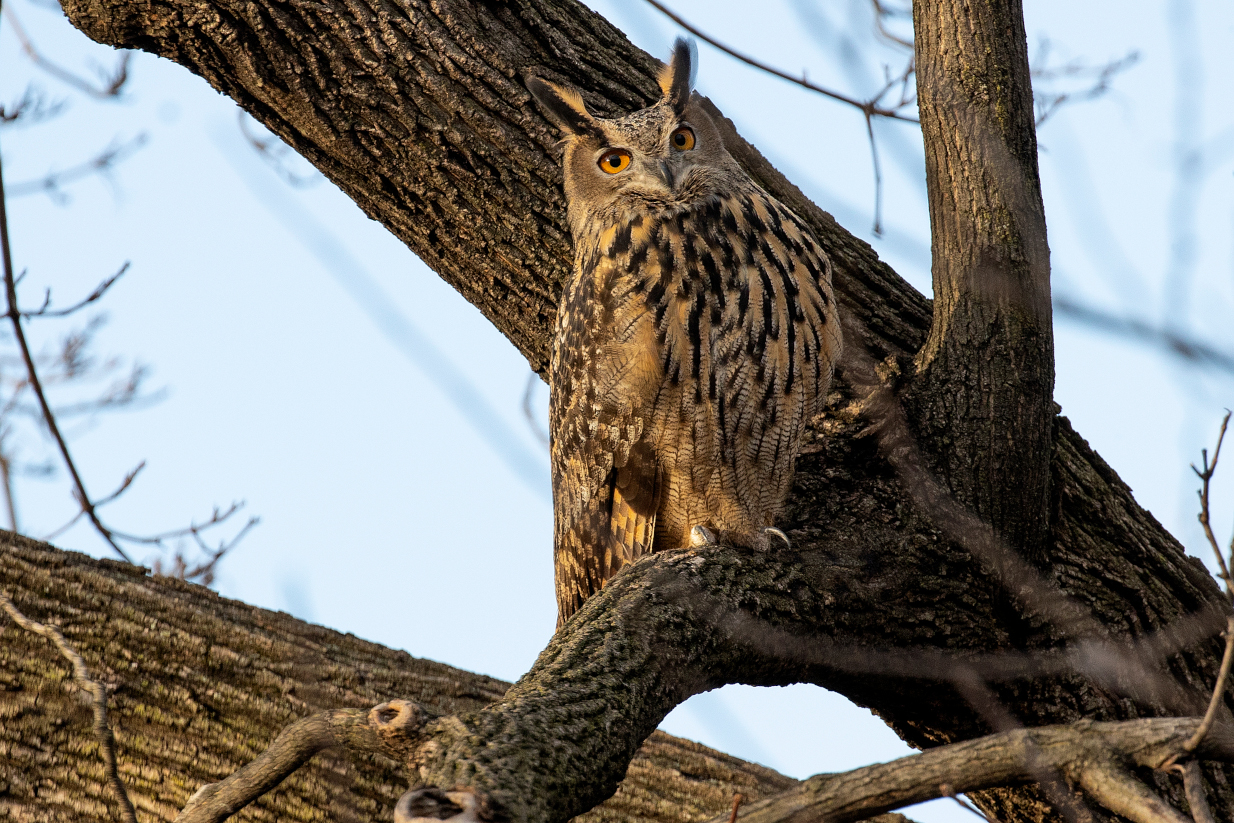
763, 527, 791, 549
689, 525, 717, 547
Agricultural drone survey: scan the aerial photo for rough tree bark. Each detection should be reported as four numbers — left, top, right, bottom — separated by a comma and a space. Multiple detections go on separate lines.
909, 0, 1054, 561
4, 0, 1224, 820
0, 535, 795, 822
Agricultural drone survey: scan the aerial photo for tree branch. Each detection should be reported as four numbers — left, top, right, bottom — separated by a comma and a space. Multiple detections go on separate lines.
640, 0, 919, 123
725, 719, 1234, 823
0, 589, 138, 823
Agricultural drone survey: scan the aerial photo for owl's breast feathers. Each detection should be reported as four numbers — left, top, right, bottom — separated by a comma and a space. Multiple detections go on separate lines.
550, 183, 841, 624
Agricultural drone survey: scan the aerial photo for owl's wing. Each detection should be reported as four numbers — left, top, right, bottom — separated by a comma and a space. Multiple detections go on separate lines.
551, 259, 663, 626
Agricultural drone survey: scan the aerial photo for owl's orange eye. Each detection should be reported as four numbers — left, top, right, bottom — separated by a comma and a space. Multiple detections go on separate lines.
670, 127, 696, 151
598, 149, 632, 174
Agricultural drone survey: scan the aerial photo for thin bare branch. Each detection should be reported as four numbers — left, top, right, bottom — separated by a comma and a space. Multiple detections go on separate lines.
833, 321, 1210, 717
938, 785, 994, 822
1031, 39, 1140, 127
0, 149, 132, 561
865, 112, 884, 235
0, 590, 138, 823
236, 112, 321, 188
179, 514, 259, 586
0, 85, 67, 126
951, 674, 1089, 823
0, 141, 248, 571
1194, 412, 1233, 595
176, 699, 430, 823
42, 507, 85, 542
21, 262, 131, 318
869, 0, 914, 50
1181, 759, 1217, 823
641, 0, 918, 123
1055, 297, 1234, 375
1183, 618, 1234, 754
1, 6, 130, 99
0, 112, 133, 561
8, 135, 147, 201
109, 502, 248, 545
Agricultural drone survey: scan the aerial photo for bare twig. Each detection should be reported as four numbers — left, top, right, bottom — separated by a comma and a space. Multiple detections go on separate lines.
0, 85, 66, 126
864, 112, 883, 235
0, 147, 132, 561
237, 112, 320, 188
1054, 297, 1234, 376
1170, 413, 1234, 760
0, 590, 138, 823
23, 262, 130, 318
869, 0, 914, 50
1194, 412, 1233, 596
1182, 617, 1234, 754
1078, 758, 1191, 823
176, 699, 430, 823
1, 6, 130, 99
641, 0, 918, 123
159, 513, 259, 586
1031, 39, 1140, 127
1180, 759, 1217, 823
951, 674, 1089, 823
110, 502, 250, 545
7, 136, 148, 201
0, 141, 252, 571
833, 320, 1210, 718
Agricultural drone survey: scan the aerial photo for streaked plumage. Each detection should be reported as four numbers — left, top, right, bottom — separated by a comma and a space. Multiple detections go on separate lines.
530, 41, 842, 625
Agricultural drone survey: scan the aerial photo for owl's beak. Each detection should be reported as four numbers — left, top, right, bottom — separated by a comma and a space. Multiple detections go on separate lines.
658, 159, 676, 191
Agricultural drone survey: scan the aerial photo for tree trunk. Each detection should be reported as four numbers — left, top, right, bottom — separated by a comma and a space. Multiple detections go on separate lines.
910, 0, 1054, 561
33, 0, 1234, 820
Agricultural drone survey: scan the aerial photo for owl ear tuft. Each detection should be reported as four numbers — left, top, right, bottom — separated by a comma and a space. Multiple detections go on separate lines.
658, 38, 697, 115
527, 76, 601, 138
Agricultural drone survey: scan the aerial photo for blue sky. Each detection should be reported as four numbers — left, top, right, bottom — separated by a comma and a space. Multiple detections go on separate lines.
1, 1, 1232, 820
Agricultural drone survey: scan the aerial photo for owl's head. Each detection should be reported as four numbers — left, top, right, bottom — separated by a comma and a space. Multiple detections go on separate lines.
528, 39, 741, 233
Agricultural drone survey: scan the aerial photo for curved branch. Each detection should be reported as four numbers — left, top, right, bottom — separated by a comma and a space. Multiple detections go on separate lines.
175, 702, 431, 823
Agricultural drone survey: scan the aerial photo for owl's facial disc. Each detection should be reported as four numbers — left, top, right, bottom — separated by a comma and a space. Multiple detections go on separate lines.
588, 116, 700, 198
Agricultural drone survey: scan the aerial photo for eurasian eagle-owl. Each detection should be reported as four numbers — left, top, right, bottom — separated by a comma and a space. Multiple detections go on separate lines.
530, 40, 842, 626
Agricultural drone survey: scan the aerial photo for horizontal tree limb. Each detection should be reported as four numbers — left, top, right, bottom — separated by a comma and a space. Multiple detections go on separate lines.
1, 537, 794, 823
726, 718, 1234, 823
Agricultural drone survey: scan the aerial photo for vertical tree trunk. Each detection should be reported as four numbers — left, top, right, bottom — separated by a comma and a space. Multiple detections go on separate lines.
910, 0, 1055, 561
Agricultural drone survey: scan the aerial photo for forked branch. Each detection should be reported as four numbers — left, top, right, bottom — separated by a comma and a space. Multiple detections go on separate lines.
175, 691, 1234, 823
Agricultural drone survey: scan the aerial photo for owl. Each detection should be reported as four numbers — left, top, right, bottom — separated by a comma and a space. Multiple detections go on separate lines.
530, 40, 842, 626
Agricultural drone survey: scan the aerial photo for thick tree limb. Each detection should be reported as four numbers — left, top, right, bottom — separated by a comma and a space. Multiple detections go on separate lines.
0, 537, 795, 823
725, 719, 1234, 823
